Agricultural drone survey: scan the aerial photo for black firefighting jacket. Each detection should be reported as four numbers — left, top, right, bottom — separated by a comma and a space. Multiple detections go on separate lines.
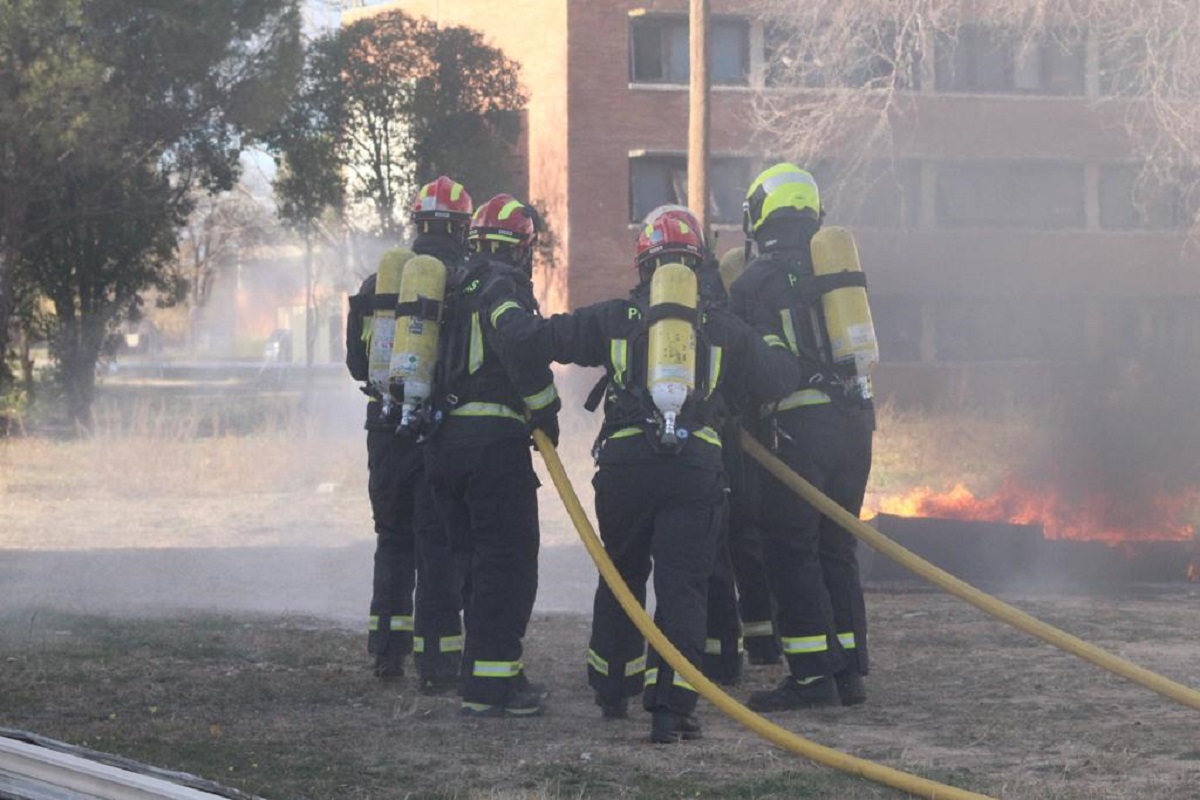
494, 281, 799, 470
729, 242, 865, 415
429, 254, 559, 447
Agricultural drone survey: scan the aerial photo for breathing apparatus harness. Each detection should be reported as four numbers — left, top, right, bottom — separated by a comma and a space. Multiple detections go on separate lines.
584, 292, 723, 459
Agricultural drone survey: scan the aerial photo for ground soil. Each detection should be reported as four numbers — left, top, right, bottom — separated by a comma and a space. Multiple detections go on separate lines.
2, 403, 1199, 799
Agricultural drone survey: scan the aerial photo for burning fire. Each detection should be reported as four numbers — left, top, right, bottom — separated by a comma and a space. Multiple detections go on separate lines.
872, 476, 1200, 546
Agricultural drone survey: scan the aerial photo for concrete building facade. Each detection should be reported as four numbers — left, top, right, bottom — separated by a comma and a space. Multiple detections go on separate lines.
345, 0, 1200, 406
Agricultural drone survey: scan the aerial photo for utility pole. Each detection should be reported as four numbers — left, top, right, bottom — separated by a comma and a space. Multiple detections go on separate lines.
688, 0, 710, 238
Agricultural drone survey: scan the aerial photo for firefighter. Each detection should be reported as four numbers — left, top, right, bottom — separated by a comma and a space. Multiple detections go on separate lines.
343, 177, 467, 693
729, 164, 875, 710
634, 207, 744, 687
422, 192, 560, 718
492, 205, 799, 743
718, 247, 782, 668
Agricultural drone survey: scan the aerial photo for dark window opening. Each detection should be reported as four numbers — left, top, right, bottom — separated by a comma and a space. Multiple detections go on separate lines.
936, 161, 1085, 229
936, 26, 1084, 95
629, 155, 753, 225
630, 16, 749, 85
806, 160, 922, 228
1099, 165, 1200, 230
765, 21, 919, 90
933, 296, 1085, 362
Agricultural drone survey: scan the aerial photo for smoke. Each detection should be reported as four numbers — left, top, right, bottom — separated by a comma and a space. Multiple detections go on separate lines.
1028, 359, 1200, 535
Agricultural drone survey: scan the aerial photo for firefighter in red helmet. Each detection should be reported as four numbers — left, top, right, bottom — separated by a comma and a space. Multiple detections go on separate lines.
490, 204, 799, 742
422, 192, 559, 718
343, 175, 468, 693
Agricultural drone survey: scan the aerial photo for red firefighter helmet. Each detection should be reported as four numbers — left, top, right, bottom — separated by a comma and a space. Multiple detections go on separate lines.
635, 205, 706, 269
469, 193, 540, 253
410, 176, 473, 231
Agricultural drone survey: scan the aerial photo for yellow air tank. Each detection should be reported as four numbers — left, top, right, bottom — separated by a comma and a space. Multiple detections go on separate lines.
647, 262, 698, 446
718, 247, 747, 294
810, 226, 878, 401
368, 247, 412, 415
390, 254, 447, 431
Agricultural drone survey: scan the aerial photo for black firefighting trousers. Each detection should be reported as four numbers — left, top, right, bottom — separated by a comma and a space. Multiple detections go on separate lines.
725, 434, 780, 663
424, 437, 540, 706
366, 430, 462, 678
588, 462, 725, 717
705, 429, 780, 678
760, 403, 873, 679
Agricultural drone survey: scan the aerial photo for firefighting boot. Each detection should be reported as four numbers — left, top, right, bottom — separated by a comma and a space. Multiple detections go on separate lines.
746, 675, 839, 712
594, 691, 629, 719
459, 680, 549, 719
373, 651, 405, 679
419, 674, 459, 696
702, 650, 743, 687
650, 709, 703, 744
835, 670, 867, 706
747, 651, 781, 666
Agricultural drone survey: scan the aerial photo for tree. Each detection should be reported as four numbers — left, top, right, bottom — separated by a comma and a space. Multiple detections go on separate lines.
272, 8, 526, 247
751, 0, 1200, 228
20, 160, 182, 424
0, 0, 103, 389
174, 187, 278, 350
1, 0, 303, 425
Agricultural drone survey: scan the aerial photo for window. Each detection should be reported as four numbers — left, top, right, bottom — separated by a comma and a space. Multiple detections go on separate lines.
935, 161, 1085, 229
764, 21, 919, 90
935, 26, 1012, 92
933, 297, 1085, 362
935, 26, 1084, 95
1099, 37, 1147, 96
1099, 166, 1200, 230
628, 155, 752, 224
807, 160, 921, 228
630, 16, 749, 85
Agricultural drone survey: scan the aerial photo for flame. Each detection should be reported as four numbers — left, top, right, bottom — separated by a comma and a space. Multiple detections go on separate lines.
874, 476, 1200, 546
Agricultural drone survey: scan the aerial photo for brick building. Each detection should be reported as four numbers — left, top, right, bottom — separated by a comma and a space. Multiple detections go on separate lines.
344, 0, 1200, 405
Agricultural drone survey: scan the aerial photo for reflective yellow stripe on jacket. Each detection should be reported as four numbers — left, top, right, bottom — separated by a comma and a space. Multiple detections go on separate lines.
607, 425, 722, 448
468, 312, 484, 374
449, 402, 524, 421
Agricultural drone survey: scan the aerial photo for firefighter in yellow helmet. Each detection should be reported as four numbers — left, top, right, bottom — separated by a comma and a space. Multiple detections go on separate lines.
729, 164, 875, 710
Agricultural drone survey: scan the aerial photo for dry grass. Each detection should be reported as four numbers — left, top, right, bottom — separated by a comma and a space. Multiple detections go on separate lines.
2, 388, 1200, 799
1, 597, 1197, 800
869, 401, 1047, 497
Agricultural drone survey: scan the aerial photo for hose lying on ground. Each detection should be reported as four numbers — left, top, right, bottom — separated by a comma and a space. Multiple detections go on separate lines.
532, 429, 995, 800
739, 429, 1200, 714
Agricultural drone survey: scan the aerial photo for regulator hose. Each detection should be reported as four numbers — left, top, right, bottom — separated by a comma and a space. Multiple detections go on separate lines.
532, 430, 995, 800
739, 429, 1200, 714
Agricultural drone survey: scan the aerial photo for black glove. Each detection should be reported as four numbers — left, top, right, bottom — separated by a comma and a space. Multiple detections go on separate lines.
529, 410, 560, 449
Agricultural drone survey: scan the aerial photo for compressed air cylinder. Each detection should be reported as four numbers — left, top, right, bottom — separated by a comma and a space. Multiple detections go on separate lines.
717, 247, 747, 294
367, 247, 412, 413
810, 226, 878, 400
647, 262, 698, 445
389, 254, 447, 430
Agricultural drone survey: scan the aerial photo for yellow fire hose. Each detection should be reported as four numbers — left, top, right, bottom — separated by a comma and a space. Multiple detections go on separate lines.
739, 430, 1200, 714
532, 430, 995, 800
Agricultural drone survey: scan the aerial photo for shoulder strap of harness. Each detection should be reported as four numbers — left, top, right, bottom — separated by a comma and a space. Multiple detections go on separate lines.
350, 293, 400, 313
395, 296, 442, 321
